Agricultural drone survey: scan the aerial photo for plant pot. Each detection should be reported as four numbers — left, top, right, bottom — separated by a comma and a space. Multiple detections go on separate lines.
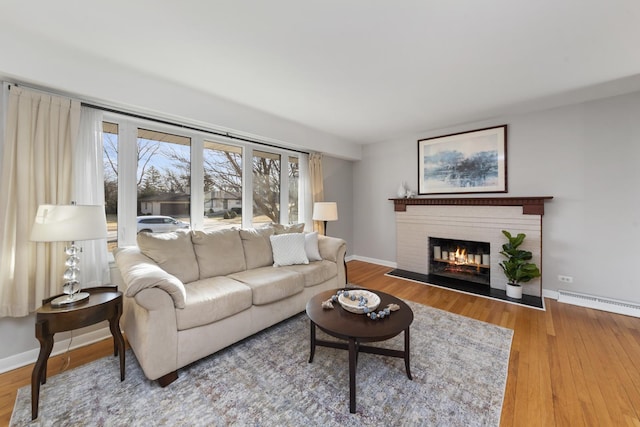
505, 283, 523, 299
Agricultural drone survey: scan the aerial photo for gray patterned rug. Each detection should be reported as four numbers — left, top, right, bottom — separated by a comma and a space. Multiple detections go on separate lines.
12, 301, 513, 426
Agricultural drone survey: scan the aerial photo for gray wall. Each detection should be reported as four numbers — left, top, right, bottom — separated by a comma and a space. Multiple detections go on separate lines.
322, 155, 354, 256
354, 90, 640, 303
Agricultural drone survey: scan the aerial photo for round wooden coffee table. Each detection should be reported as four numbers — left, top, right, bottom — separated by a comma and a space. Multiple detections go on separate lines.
306, 288, 414, 414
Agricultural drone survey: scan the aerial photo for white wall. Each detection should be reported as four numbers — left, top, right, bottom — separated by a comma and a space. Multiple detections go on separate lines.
0, 22, 361, 161
354, 90, 640, 303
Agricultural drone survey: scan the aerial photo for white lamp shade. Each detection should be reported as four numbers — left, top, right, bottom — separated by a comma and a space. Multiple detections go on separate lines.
312, 202, 338, 221
30, 204, 108, 242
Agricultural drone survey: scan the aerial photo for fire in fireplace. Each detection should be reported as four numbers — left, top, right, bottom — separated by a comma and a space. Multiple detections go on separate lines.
428, 237, 491, 285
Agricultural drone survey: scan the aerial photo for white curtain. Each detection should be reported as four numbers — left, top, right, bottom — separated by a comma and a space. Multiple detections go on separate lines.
0, 87, 81, 317
75, 107, 110, 287
309, 152, 324, 234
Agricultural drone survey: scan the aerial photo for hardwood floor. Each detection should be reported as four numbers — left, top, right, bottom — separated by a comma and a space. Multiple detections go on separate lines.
2, 260, 639, 426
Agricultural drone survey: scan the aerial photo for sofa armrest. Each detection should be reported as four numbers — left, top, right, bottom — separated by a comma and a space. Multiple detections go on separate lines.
114, 246, 187, 309
318, 235, 346, 262
122, 287, 179, 381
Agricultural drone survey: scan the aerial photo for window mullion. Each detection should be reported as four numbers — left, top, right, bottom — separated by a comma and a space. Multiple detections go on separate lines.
118, 120, 138, 247
280, 151, 289, 225
242, 146, 253, 227
191, 134, 204, 230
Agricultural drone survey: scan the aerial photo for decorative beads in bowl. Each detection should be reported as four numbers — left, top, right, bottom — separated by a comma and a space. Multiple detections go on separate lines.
337, 289, 380, 314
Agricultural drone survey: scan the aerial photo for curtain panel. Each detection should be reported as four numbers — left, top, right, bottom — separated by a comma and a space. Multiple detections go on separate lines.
309, 152, 324, 234
0, 87, 80, 317
75, 107, 110, 287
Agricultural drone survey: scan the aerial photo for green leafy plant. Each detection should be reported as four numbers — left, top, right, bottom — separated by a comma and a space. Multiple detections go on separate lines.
499, 230, 541, 286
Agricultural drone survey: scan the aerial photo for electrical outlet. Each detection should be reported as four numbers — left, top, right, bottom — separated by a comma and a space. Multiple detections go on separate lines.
558, 275, 574, 283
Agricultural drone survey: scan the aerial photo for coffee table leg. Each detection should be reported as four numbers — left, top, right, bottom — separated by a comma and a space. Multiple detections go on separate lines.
404, 327, 412, 380
349, 337, 357, 413
308, 321, 316, 363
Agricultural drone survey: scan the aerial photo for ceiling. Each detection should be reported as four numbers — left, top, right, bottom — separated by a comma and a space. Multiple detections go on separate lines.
2, 1, 640, 144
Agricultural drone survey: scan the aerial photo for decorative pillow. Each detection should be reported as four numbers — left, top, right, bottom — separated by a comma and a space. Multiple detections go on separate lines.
272, 223, 305, 234
304, 232, 322, 261
270, 233, 309, 267
239, 227, 275, 269
137, 230, 199, 284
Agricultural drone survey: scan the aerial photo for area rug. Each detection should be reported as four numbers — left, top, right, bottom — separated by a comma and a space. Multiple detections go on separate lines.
11, 301, 513, 426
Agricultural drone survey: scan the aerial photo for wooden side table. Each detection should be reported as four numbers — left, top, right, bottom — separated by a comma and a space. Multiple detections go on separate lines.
31, 286, 125, 420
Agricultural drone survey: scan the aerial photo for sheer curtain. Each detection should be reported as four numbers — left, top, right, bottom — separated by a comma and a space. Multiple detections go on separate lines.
75, 107, 110, 287
0, 87, 81, 317
309, 152, 324, 234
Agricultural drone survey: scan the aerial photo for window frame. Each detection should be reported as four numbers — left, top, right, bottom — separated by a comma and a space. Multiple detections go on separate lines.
103, 112, 305, 248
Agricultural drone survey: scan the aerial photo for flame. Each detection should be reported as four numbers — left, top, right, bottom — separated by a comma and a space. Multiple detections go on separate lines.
455, 247, 467, 263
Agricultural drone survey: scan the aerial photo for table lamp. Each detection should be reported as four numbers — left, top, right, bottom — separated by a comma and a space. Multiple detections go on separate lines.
312, 202, 338, 235
30, 204, 108, 307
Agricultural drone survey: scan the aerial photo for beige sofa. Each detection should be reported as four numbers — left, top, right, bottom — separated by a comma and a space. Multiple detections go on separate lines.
114, 225, 346, 386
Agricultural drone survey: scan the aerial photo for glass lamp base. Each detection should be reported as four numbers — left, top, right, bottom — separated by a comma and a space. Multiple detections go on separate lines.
51, 291, 90, 307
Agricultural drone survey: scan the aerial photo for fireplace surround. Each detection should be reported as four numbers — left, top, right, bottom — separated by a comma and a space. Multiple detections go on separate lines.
390, 197, 552, 306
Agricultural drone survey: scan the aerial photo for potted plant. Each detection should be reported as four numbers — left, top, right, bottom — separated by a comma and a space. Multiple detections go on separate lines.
499, 230, 541, 299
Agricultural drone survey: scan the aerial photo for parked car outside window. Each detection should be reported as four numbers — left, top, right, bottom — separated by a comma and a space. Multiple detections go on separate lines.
137, 215, 190, 233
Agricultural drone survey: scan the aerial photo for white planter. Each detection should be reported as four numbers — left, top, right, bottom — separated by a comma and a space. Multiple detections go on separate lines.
506, 283, 523, 299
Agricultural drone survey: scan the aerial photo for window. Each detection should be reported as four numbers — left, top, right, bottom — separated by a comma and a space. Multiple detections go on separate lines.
102, 121, 118, 252
203, 141, 242, 231
288, 156, 299, 224
252, 150, 281, 226
102, 114, 305, 247
136, 128, 191, 225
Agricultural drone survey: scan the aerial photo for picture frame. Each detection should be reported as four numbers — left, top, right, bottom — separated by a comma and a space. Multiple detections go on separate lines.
417, 125, 507, 195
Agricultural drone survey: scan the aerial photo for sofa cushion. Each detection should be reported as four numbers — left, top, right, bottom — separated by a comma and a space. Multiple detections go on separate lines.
272, 223, 305, 234
270, 233, 309, 267
176, 277, 253, 330
304, 232, 322, 262
137, 230, 199, 284
281, 260, 338, 288
229, 267, 304, 305
239, 227, 274, 269
192, 229, 246, 279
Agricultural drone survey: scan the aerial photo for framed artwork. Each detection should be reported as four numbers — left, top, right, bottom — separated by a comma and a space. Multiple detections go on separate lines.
417, 125, 507, 195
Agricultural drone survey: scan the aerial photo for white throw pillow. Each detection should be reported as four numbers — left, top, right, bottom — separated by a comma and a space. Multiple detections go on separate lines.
270, 233, 309, 267
304, 232, 322, 261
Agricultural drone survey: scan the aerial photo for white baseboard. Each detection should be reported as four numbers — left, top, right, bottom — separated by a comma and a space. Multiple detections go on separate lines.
0, 326, 112, 374
557, 289, 640, 318
349, 255, 397, 268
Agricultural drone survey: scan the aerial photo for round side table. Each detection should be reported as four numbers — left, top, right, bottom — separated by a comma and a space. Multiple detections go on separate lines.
31, 286, 125, 420
306, 288, 413, 413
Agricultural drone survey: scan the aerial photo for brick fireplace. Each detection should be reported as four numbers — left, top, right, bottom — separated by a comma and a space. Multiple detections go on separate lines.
391, 197, 552, 299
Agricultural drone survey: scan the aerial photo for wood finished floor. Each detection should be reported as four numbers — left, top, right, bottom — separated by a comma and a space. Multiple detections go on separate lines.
2, 260, 639, 426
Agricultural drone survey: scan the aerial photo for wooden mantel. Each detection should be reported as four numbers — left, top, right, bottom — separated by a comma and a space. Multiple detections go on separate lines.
390, 196, 553, 215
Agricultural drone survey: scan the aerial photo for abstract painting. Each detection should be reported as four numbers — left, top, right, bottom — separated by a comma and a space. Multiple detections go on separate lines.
418, 125, 507, 195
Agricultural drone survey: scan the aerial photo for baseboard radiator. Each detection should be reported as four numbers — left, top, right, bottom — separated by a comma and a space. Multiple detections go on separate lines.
557, 290, 640, 318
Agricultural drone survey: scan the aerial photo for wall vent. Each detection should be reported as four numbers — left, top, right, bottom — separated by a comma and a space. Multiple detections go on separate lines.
557, 290, 640, 318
